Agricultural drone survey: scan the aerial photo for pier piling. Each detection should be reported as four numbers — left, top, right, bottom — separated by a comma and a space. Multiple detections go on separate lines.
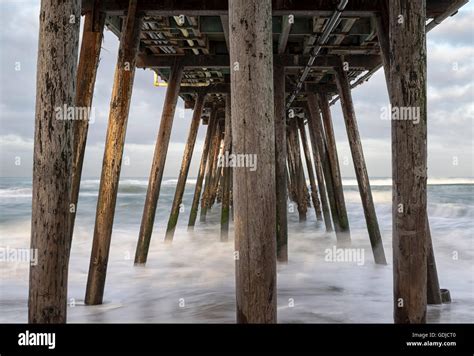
307, 94, 346, 241
85, 0, 142, 304
29, 0, 80, 323
165, 93, 206, 242
70, 5, 105, 242
298, 117, 323, 221
134, 60, 184, 263
274, 67, 288, 262
305, 107, 332, 232
230, 0, 277, 323
335, 59, 386, 264
220, 95, 232, 242
389, 0, 429, 323
188, 110, 217, 228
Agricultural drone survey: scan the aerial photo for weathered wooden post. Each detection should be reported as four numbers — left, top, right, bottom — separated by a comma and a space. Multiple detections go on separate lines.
274, 67, 288, 262
209, 140, 224, 208
216, 172, 224, 204
165, 93, 206, 242
85, 0, 142, 304
200, 121, 221, 222
134, 61, 184, 264
288, 119, 308, 221
230, 0, 277, 323
377, 0, 442, 304
307, 94, 345, 241
317, 93, 350, 232
70, 4, 105, 242
375, 0, 391, 86
426, 221, 442, 304
334, 58, 386, 264
296, 136, 310, 221
188, 110, 217, 228
220, 95, 232, 241
286, 127, 298, 203
298, 118, 323, 221
29, 0, 80, 323
389, 0, 429, 323
229, 168, 234, 223
305, 108, 332, 232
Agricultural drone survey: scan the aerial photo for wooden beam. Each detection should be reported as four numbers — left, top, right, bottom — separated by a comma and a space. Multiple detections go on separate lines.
188, 110, 217, 228
277, 15, 292, 54
85, 0, 142, 305
298, 118, 323, 221
334, 57, 386, 264
274, 67, 288, 262
70, 8, 105, 243
84, 0, 460, 18
230, 0, 276, 323
137, 54, 230, 69
220, 95, 232, 241
165, 93, 206, 242
134, 60, 184, 264
390, 0, 429, 323
179, 82, 338, 95
138, 54, 381, 70
29, 0, 80, 323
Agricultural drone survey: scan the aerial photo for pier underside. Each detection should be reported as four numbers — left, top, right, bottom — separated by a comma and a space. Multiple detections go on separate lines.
28, 0, 466, 324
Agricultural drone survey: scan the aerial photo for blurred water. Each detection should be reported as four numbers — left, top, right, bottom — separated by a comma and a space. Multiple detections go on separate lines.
0, 177, 473, 323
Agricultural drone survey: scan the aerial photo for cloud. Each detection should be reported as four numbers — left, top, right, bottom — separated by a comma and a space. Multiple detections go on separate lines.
0, 2, 472, 178
0, 135, 34, 177
427, 8, 474, 46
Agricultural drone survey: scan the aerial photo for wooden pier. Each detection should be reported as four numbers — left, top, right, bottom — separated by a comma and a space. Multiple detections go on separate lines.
30, 0, 466, 323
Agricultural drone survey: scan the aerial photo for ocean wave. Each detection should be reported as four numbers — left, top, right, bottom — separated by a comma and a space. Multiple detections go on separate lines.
0, 187, 32, 198
78, 179, 100, 189
162, 178, 197, 186
0, 177, 470, 199
342, 190, 392, 204
340, 177, 474, 186
82, 178, 197, 189
427, 177, 474, 185
429, 203, 472, 219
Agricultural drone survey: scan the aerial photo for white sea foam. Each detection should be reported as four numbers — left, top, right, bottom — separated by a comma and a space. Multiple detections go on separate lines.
0, 179, 472, 323
0, 188, 32, 198
340, 177, 474, 186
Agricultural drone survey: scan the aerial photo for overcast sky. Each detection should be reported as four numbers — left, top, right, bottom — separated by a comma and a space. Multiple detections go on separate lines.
0, 1, 472, 179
